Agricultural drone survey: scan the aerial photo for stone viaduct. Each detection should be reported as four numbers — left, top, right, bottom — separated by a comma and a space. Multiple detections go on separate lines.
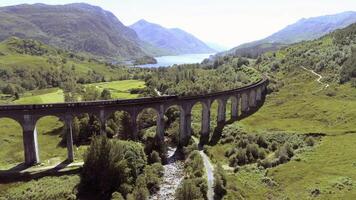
0, 78, 268, 166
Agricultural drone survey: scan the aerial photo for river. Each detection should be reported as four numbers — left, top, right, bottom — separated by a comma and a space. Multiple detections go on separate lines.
150, 147, 185, 200
137, 53, 213, 68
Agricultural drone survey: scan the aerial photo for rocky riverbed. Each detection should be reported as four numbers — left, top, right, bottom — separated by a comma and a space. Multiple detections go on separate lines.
150, 147, 185, 200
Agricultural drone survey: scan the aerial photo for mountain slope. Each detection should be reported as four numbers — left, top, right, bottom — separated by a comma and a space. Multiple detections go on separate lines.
130, 19, 215, 54
0, 3, 156, 61
221, 11, 356, 58
0, 37, 135, 93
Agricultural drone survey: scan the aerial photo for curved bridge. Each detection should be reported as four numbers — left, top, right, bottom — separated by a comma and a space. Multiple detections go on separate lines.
0, 78, 268, 166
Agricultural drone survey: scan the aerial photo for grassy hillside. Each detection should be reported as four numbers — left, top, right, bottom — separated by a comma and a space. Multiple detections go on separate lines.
0, 37, 148, 97
204, 23, 356, 199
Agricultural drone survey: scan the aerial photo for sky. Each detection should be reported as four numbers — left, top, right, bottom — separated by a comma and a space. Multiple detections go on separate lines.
1, 0, 356, 48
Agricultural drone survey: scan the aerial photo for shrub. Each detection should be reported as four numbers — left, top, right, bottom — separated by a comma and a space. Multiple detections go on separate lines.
80, 136, 147, 198
111, 192, 124, 200
258, 159, 272, 168
175, 179, 204, 200
246, 143, 259, 160
270, 141, 278, 151
144, 163, 164, 194
236, 149, 248, 165
149, 150, 162, 164
131, 175, 149, 200
214, 164, 227, 200
305, 137, 315, 146
256, 135, 269, 148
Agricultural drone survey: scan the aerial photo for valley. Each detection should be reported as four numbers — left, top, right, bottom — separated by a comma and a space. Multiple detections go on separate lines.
0, 1, 356, 200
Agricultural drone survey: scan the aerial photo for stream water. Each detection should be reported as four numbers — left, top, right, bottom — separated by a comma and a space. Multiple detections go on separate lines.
150, 147, 185, 200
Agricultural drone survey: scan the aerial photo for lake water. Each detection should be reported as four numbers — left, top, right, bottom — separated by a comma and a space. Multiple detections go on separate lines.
137, 53, 213, 68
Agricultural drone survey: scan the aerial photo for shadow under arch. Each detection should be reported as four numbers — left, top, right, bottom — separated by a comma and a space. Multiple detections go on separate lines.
0, 117, 24, 170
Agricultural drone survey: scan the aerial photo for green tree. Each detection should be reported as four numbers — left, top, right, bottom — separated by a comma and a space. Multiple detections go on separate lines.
176, 179, 204, 200
101, 88, 112, 100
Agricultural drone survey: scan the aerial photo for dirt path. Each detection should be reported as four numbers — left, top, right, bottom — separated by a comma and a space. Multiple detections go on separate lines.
300, 66, 329, 89
192, 137, 214, 200
199, 151, 214, 200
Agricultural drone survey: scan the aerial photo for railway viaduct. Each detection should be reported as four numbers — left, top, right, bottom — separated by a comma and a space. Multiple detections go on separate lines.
0, 78, 268, 166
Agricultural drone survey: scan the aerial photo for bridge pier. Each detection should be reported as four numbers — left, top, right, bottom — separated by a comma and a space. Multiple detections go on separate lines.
217, 99, 227, 124
231, 95, 239, 119
65, 115, 74, 162
23, 115, 40, 166
200, 101, 211, 145
99, 109, 107, 136
241, 92, 249, 115
156, 106, 165, 143
249, 90, 257, 108
179, 105, 192, 147
130, 112, 139, 140
256, 88, 262, 103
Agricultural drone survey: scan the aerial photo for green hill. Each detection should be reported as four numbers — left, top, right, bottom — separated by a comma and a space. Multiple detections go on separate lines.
0, 37, 142, 95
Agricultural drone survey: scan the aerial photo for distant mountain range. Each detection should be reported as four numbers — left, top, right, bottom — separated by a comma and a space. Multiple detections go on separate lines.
130, 19, 216, 55
0, 3, 166, 61
221, 11, 356, 58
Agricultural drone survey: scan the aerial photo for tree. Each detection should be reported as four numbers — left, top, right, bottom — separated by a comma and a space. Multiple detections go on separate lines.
176, 179, 204, 200
82, 86, 100, 101
214, 164, 227, 200
101, 89, 112, 100
80, 136, 147, 198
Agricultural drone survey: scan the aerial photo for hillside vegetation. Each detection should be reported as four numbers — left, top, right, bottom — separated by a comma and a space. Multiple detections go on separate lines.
204, 22, 356, 199
0, 37, 148, 98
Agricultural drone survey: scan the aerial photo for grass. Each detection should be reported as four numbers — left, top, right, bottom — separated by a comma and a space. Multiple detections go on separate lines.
14, 88, 64, 104
206, 67, 356, 199
0, 175, 79, 199
88, 80, 146, 99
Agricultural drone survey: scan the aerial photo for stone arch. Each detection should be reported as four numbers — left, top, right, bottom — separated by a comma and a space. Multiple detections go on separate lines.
164, 104, 187, 147
227, 95, 239, 120
105, 110, 134, 140
249, 89, 257, 108
240, 92, 250, 115
191, 101, 209, 135
35, 115, 67, 165
136, 107, 160, 139
0, 117, 24, 169
191, 100, 211, 145
210, 97, 227, 125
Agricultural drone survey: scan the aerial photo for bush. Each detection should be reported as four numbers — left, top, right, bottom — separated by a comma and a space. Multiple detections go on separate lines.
80, 136, 147, 198
149, 150, 162, 164
256, 135, 269, 148
131, 175, 149, 200
214, 164, 227, 200
144, 163, 163, 194
305, 137, 315, 146
175, 179, 204, 200
111, 192, 124, 200
246, 144, 259, 160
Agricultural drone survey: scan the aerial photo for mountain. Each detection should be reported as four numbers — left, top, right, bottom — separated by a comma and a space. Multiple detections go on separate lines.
130, 19, 216, 54
221, 11, 356, 58
0, 3, 159, 61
